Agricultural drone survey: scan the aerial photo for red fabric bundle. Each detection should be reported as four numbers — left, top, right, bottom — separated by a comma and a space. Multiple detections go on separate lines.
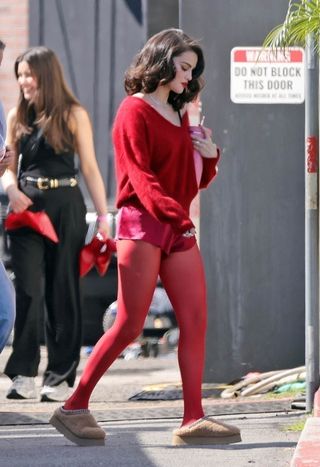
79, 234, 116, 277
5, 210, 59, 243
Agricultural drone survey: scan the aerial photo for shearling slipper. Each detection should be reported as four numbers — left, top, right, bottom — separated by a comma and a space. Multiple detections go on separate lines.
172, 416, 241, 446
50, 407, 106, 446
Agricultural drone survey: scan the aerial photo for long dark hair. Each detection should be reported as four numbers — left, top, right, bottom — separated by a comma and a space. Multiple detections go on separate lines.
13, 46, 80, 153
124, 29, 205, 111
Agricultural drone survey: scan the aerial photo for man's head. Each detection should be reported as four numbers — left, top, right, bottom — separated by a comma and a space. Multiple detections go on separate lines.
0, 40, 5, 66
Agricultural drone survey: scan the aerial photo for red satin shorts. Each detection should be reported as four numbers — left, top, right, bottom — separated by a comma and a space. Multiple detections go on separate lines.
115, 205, 196, 256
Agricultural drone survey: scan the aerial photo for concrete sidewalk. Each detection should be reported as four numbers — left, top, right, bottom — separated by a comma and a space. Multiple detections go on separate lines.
290, 388, 320, 467
0, 346, 305, 466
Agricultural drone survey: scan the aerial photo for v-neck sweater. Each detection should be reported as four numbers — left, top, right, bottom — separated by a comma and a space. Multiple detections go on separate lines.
112, 96, 219, 234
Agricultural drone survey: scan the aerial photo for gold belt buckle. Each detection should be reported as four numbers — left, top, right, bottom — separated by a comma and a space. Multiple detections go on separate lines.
37, 177, 50, 190
49, 178, 59, 189
70, 177, 77, 187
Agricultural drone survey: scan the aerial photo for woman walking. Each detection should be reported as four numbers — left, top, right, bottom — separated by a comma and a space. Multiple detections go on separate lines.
2, 47, 109, 402
50, 28, 241, 446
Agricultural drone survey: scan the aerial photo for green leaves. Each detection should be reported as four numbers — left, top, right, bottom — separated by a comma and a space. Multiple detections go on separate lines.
263, 0, 320, 52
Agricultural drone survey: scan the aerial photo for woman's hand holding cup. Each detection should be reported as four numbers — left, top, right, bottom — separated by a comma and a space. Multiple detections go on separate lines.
190, 125, 218, 159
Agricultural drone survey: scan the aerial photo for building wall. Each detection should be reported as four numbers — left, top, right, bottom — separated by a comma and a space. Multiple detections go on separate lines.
0, 2, 305, 380
0, 0, 29, 116
181, 0, 305, 382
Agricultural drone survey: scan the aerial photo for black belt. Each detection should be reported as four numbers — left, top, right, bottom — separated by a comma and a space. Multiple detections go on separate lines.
22, 176, 78, 190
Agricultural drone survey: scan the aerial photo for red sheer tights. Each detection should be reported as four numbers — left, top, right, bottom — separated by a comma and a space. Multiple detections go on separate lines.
64, 240, 207, 426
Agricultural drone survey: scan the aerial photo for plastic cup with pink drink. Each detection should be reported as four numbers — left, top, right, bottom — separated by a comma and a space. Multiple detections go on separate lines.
189, 125, 205, 186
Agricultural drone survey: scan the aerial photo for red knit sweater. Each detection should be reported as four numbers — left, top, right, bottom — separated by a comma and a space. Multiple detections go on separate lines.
112, 96, 219, 234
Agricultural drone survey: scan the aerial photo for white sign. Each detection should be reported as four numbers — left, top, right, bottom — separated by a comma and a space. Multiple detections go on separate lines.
230, 47, 304, 104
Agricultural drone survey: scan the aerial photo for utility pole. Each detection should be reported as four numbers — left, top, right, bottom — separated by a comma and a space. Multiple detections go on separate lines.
305, 30, 319, 412
178, 0, 182, 29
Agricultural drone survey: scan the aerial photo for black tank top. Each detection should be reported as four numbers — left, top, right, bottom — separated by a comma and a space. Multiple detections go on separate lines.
19, 125, 77, 179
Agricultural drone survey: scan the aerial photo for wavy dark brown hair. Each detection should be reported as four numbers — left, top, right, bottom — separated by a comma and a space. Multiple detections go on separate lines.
124, 29, 205, 111
13, 46, 80, 153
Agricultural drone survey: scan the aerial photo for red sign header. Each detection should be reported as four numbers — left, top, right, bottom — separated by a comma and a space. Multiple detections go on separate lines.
233, 49, 303, 63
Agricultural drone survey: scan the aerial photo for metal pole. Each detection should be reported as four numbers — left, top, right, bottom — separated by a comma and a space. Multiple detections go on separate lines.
178, 0, 182, 29
305, 32, 319, 412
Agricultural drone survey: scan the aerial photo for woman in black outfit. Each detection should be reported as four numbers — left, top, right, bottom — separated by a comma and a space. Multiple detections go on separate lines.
2, 46, 109, 402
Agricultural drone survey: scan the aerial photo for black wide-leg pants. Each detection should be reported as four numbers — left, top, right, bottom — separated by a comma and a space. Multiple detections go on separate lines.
4, 186, 87, 387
